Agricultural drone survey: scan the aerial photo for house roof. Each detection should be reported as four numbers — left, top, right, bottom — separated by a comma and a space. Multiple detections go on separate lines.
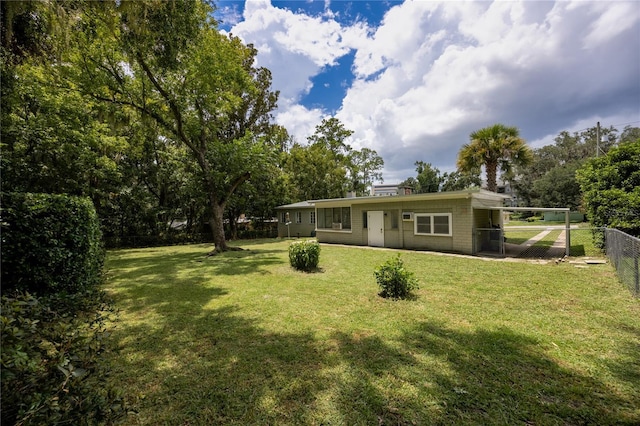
274, 201, 315, 210
310, 189, 509, 207
275, 190, 510, 210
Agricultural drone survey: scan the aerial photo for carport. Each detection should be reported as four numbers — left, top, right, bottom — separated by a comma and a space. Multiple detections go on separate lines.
479, 207, 571, 258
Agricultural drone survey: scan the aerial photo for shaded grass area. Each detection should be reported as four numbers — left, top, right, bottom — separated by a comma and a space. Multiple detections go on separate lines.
104, 240, 639, 425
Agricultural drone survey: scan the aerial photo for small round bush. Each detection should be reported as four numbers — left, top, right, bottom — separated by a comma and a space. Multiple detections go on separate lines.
289, 240, 320, 271
374, 254, 419, 299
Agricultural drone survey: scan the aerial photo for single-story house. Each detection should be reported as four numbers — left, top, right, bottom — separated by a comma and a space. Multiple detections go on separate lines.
275, 201, 317, 238
276, 189, 511, 255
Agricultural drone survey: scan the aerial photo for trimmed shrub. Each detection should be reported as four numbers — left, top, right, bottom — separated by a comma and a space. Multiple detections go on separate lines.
289, 239, 321, 271
374, 254, 419, 299
1, 193, 104, 295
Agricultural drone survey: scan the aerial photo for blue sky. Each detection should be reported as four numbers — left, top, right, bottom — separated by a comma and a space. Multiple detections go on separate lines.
215, 1, 397, 112
215, 0, 640, 183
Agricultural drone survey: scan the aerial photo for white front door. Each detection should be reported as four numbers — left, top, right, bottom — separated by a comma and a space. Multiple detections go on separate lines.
368, 211, 384, 247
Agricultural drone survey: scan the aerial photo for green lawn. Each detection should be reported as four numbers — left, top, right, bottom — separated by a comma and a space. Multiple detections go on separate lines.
104, 240, 639, 425
503, 228, 602, 257
505, 229, 562, 247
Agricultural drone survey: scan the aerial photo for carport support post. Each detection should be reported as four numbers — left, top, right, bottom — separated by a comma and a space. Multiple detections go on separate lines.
565, 211, 570, 257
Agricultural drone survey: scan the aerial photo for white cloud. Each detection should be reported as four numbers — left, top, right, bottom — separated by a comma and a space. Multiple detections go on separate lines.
582, 1, 639, 46
227, 0, 640, 183
529, 112, 640, 149
230, 0, 368, 103
336, 0, 640, 181
274, 102, 327, 145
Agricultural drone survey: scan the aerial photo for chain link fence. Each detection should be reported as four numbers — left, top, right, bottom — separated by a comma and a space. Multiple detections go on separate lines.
568, 228, 605, 257
478, 225, 638, 297
477, 226, 606, 259
605, 228, 640, 297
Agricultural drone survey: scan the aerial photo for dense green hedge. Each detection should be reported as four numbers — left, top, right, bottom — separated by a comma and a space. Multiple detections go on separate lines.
1, 291, 127, 425
1, 193, 104, 295
577, 141, 640, 237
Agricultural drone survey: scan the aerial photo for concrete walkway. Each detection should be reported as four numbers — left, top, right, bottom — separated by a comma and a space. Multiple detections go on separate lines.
505, 228, 566, 258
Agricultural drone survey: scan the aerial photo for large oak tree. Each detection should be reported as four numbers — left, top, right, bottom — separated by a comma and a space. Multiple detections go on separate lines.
66, 0, 280, 252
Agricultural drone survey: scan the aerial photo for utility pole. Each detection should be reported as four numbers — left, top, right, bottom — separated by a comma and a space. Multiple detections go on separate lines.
596, 121, 600, 157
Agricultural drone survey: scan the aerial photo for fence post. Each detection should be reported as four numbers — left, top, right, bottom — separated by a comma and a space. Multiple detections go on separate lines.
635, 237, 640, 296
565, 211, 570, 256
635, 255, 639, 296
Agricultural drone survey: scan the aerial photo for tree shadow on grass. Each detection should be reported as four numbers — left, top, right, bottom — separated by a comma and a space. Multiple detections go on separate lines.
603, 323, 640, 391
109, 304, 329, 425
108, 311, 639, 425
104, 243, 638, 425
106, 246, 285, 284
331, 322, 639, 425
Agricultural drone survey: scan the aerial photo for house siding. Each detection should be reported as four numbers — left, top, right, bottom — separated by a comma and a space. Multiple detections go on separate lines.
316, 198, 477, 254
400, 198, 472, 253
276, 208, 316, 238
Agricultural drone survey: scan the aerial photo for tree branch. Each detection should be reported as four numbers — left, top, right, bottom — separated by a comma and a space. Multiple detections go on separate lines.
220, 172, 250, 206
133, 51, 194, 153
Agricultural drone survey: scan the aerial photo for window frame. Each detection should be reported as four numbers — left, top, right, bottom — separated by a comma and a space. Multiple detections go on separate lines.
309, 211, 316, 224
317, 207, 352, 230
413, 213, 452, 236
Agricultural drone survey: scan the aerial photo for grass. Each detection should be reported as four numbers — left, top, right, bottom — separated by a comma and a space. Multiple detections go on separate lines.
104, 240, 639, 425
504, 229, 543, 245
504, 229, 562, 247
504, 228, 603, 257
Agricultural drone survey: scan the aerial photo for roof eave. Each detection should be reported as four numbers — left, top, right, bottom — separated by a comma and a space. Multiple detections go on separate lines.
311, 189, 508, 206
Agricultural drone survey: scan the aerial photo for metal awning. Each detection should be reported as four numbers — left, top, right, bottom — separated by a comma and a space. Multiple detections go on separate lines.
487, 207, 570, 212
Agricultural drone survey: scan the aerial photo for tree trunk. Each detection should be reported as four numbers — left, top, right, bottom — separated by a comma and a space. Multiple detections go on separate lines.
209, 200, 228, 253
486, 161, 498, 192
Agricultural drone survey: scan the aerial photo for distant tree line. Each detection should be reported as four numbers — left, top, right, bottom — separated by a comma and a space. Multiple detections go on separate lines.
400, 123, 639, 232
512, 125, 639, 210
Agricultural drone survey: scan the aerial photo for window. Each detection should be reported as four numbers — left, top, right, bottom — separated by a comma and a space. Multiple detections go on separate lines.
295, 211, 302, 224
362, 211, 368, 228
416, 215, 431, 234
280, 212, 288, 223
317, 207, 351, 230
342, 207, 351, 229
310, 211, 316, 224
414, 213, 452, 236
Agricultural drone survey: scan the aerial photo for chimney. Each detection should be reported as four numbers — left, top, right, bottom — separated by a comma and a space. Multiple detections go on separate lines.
398, 185, 412, 196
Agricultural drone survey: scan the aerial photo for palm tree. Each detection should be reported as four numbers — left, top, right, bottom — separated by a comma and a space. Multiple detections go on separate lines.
457, 124, 533, 192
